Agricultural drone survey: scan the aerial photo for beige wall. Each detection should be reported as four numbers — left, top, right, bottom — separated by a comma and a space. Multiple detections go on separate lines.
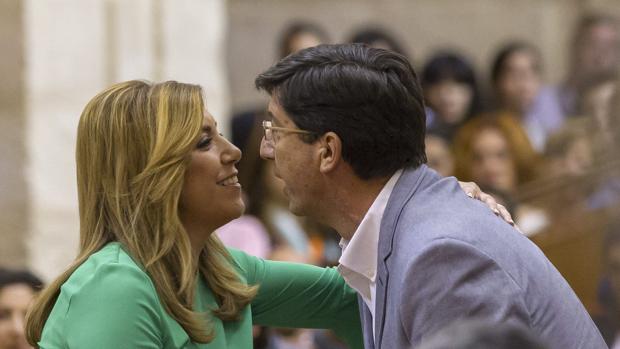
226, 0, 620, 113
0, 0, 28, 268
0, 0, 229, 280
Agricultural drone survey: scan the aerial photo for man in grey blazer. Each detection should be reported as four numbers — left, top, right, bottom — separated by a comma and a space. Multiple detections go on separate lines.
255, 44, 606, 348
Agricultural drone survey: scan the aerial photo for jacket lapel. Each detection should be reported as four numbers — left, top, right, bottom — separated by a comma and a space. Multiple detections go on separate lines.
374, 165, 428, 348
358, 296, 375, 349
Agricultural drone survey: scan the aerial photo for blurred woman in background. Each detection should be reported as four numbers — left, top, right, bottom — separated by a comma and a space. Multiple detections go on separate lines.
453, 113, 545, 235
421, 51, 482, 142
491, 41, 565, 151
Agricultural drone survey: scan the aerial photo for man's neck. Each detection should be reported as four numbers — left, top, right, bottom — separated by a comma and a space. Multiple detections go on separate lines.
323, 176, 391, 241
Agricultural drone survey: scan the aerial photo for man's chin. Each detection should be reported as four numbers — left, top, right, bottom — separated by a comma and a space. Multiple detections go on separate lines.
287, 201, 306, 217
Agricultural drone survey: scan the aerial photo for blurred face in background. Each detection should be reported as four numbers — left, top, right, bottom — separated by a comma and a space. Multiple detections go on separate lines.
583, 80, 617, 145
0, 284, 34, 349
562, 136, 593, 176
470, 127, 517, 193
425, 80, 473, 124
286, 32, 323, 56
497, 50, 541, 115
425, 134, 454, 177
577, 23, 620, 79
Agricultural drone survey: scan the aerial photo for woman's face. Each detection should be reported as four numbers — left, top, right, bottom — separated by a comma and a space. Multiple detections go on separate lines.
470, 128, 517, 192
179, 112, 244, 234
425, 80, 473, 124
497, 51, 541, 114
0, 284, 34, 349
425, 135, 454, 177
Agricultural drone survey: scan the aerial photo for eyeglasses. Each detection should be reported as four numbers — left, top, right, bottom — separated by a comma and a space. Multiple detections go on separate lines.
261, 120, 314, 144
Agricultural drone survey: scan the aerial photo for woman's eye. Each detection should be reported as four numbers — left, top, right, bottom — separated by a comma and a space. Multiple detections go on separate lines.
197, 137, 212, 149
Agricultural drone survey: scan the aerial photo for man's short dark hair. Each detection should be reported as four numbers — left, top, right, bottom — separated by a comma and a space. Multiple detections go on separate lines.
255, 43, 427, 180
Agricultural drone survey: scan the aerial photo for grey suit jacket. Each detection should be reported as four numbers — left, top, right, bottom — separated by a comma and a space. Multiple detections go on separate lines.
360, 165, 606, 349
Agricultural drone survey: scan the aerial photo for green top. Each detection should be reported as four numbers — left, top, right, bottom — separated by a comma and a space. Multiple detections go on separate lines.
39, 242, 362, 348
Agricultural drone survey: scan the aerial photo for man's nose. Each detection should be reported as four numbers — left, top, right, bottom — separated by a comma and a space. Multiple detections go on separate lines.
260, 137, 274, 160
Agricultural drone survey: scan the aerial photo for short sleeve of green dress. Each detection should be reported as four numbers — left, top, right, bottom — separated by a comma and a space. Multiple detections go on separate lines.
38, 242, 363, 349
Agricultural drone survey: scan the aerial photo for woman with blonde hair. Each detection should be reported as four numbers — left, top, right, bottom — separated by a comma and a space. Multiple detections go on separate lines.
25, 80, 508, 348
25, 80, 362, 348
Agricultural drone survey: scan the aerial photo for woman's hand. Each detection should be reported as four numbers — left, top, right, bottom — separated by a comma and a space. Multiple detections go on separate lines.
458, 181, 519, 231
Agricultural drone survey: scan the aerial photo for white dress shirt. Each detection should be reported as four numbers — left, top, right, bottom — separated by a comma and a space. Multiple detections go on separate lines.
337, 169, 403, 340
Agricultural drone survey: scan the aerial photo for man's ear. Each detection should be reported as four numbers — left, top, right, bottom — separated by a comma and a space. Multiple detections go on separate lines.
318, 132, 342, 174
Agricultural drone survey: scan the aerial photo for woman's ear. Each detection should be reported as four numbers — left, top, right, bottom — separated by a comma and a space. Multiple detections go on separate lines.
318, 132, 342, 174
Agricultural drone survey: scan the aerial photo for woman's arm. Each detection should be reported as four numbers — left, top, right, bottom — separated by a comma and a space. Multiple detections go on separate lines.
229, 249, 363, 349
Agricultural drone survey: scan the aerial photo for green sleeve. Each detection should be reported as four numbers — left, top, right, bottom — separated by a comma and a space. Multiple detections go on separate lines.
228, 249, 363, 349
63, 263, 164, 348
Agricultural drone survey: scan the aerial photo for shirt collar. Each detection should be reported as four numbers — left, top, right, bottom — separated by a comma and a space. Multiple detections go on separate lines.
338, 169, 403, 282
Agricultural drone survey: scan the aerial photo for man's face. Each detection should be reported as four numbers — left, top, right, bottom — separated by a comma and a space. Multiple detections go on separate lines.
260, 98, 322, 216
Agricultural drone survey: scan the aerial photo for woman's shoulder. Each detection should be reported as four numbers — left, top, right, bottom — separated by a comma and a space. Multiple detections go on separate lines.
41, 243, 168, 346
59, 242, 159, 308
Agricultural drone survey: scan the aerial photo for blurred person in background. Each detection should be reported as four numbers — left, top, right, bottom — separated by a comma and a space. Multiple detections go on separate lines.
578, 73, 618, 155
544, 117, 595, 180
348, 26, 408, 57
277, 21, 329, 63
425, 131, 455, 177
453, 113, 540, 195
232, 20, 329, 153
453, 113, 547, 236
421, 51, 482, 141
215, 213, 272, 259
0, 269, 42, 349
231, 20, 333, 264
490, 41, 565, 152
416, 318, 548, 349
586, 77, 620, 211
560, 13, 620, 117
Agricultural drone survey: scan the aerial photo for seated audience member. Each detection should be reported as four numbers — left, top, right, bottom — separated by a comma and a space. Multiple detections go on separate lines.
453, 113, 540, 195
0, 269, 42, 349
586, 77, 620, 210
232, 20, 329, 152
453, 114, 545, 235
425, 131, 455, 177
231, 20, 334, 263
348, 26, 408, 57
417, 318, 548, 349
544, 117, 594, 179
491, 41, 565, 151
558, 13, 620, 117
578, 73, 618, 151
421, 51, 482, 141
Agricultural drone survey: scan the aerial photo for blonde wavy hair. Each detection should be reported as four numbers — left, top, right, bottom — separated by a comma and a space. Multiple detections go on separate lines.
26, 80, 257, 345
